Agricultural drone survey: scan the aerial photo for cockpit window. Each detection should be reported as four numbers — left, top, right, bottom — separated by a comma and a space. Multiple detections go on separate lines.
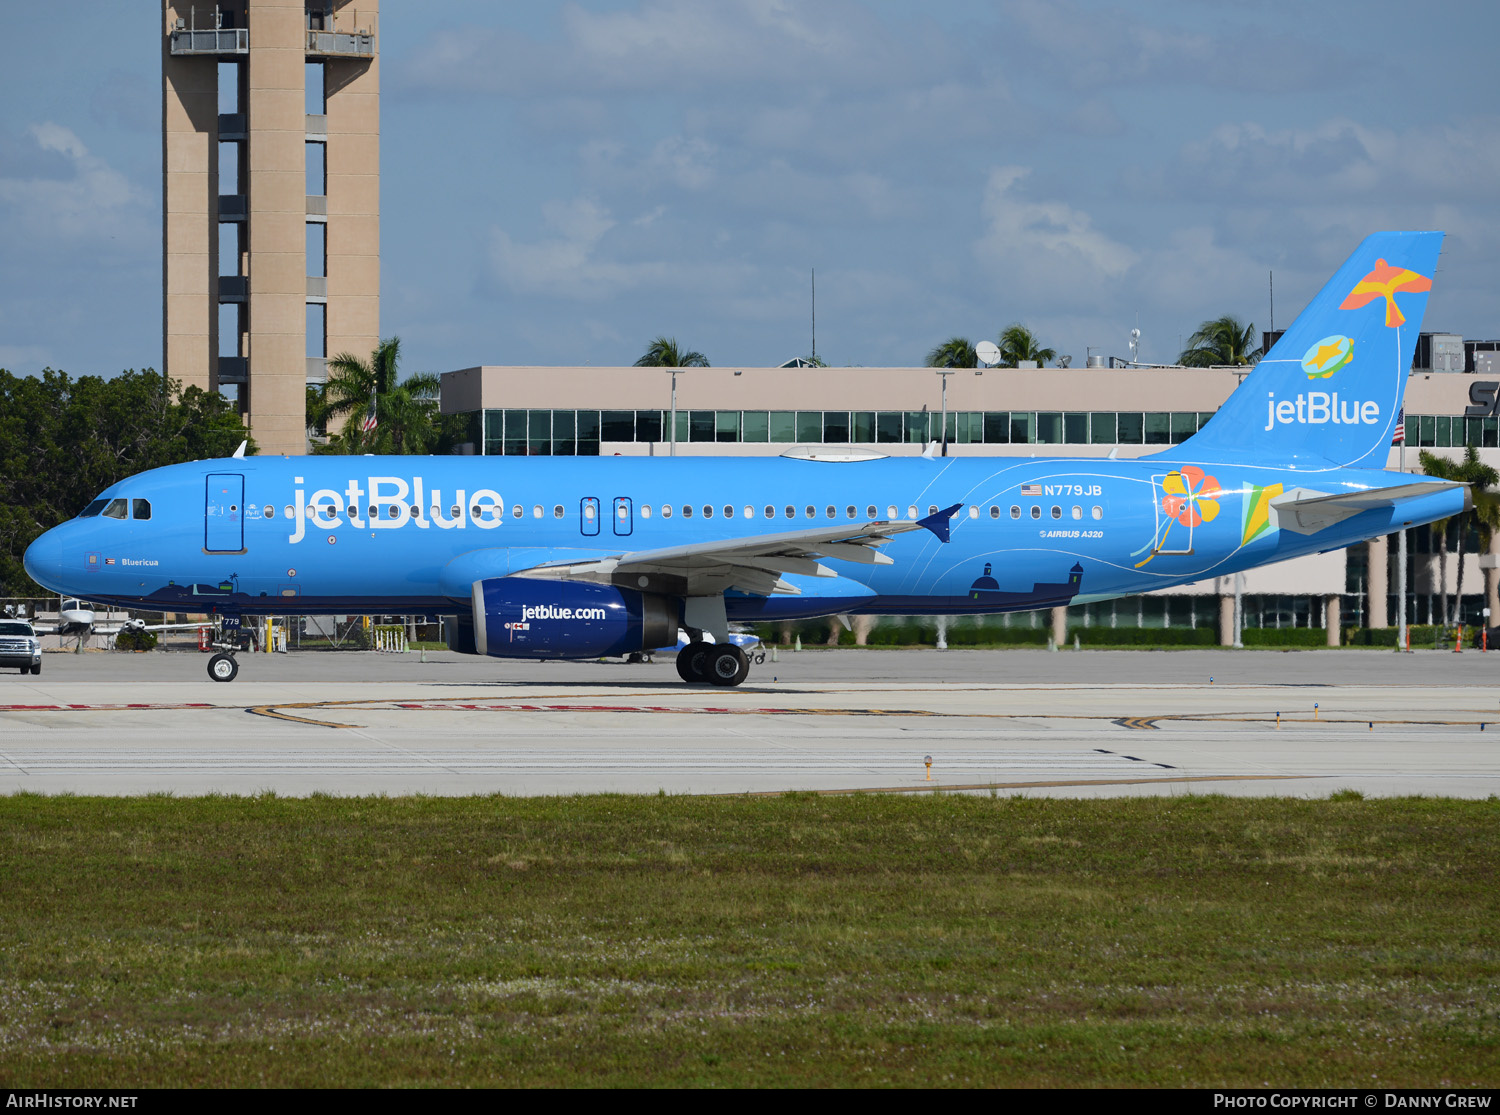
102, 499, 128, 520
78, 499, 108, 518
132, 499, 151, 520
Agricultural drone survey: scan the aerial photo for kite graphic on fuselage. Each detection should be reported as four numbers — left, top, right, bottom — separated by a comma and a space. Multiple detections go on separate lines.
23, 232, 1466, 686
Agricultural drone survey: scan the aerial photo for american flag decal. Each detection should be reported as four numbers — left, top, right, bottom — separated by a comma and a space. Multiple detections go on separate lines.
1020, 484, 1042, 496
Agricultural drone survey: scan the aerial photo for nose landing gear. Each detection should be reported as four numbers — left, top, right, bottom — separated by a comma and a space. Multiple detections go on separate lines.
207, 652, 239, 683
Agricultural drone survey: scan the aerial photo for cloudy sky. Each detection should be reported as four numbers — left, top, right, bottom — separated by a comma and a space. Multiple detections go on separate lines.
1, 0, 1496, 377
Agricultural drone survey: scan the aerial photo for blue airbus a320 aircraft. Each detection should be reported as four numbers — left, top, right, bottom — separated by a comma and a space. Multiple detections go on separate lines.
24, 232, 1465, 686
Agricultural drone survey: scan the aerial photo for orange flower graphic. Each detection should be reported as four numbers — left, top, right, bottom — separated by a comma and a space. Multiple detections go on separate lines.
1160, 466, 1222, 529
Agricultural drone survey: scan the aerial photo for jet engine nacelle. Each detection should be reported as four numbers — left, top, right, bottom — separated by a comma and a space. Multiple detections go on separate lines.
469, 577, 675, 659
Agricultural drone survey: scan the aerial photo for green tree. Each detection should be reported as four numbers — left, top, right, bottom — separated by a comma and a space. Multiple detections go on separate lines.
997, 325, 1055, 368
0, 368, 252, 594
1178, 316, 1263, 366
321, 337, 441, 455
1421, 445, 1500, 625
925, 337, 977, 368
633, 336, 709, 367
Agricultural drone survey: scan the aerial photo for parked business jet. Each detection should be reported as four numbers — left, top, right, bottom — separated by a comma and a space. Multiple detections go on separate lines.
28, 597, 211, 646
24, 232, 1464, 685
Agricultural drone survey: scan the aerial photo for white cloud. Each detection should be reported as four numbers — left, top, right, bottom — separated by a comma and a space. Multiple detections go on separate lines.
0, 122, 150, 243
974, 166, 1136, 302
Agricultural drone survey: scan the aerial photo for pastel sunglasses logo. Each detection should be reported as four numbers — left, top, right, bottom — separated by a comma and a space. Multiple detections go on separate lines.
1302, 335, 1354, 380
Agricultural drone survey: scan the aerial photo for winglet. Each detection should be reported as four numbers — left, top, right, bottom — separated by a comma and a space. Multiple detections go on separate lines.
232, 440, 247, 459
917, 503, 962, 543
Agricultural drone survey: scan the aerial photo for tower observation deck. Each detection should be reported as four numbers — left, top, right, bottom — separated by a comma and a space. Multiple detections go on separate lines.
163, 1, 379, 456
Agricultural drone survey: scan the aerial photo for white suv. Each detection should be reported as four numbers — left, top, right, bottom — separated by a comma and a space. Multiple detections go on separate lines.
0, 620, 41, 675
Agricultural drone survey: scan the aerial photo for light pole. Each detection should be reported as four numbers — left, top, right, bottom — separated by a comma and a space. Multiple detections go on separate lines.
667, 368, 679, 457
935, 366, 956, 456
1397, 432, 1408, 651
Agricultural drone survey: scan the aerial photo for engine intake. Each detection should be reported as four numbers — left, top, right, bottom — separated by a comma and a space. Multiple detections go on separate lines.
469, 577, 675, 659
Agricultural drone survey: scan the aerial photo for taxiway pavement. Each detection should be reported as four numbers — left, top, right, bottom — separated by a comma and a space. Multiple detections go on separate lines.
1, 648, 1496, 798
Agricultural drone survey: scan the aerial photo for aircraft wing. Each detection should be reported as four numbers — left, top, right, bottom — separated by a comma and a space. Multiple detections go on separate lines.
1271, 481, 1467, 536
510, 503, 962, 596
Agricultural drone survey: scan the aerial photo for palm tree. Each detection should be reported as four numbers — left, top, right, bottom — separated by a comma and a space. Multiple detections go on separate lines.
925, 337, 977, 369
1178, 316, 1263, 366
1423, 445, 1500, 625
322, 337, 440, 454
634, 336, 710, 367
997, 324, 1055, 368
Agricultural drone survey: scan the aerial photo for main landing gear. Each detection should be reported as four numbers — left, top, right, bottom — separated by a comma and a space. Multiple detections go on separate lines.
676, 640, 750, 687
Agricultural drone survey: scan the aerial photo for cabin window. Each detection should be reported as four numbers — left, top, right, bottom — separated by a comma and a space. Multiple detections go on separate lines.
968, 506, 979, 519
388, 505, 401, 519
990, 506, 1000, 519
1011, 506, 1021, 519
805, 505, 815, 519
846, 505, 857, 519
450, 506, 459, 519
641, 505, 652, 519
262, 505, 274, 519
322, 505, 337, 520
1092, 506, 1103, 520
511, 505, 523, 518
284, 505, 294, 519
743, 506, 754, 519
530, 505, 540, 518
662, 504, 672, 519
1071, 506, 1082, 520
928, 505, 938, 516
866, 505, 877, 518
723, 505, 734, 519
682, 505, 693, 519
553, 505, 564, 518
826, 506, 836, 519
1051, 506, 1062, 519
906, 505, 917, 519
103, 499, 127, 520
703, 505, 714, 519
765, 505, 775, 519
785, 506, 795, 519
887, 505, 898, 519
1030, 506, 1041, 520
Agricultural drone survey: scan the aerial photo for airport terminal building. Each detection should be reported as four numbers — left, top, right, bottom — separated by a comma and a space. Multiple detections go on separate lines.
440, 354, 1500, 643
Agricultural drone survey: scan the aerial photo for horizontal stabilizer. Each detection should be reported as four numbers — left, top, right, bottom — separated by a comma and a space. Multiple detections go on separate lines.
1271, 481, 1467, 535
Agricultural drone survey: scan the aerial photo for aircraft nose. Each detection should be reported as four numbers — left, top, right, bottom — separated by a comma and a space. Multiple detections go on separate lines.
22, 527, 64, 592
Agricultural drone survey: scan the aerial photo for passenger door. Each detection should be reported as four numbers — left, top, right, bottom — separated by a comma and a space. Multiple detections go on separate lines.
205, 473, 245, 553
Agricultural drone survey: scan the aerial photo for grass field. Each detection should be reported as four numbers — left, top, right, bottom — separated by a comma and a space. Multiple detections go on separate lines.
1, 792, 1496, 1088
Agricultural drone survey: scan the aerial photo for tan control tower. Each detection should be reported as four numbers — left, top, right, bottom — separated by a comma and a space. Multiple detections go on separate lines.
163, 1, 378, 456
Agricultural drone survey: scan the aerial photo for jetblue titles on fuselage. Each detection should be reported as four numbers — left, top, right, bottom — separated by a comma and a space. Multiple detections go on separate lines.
288, 475, 502, 543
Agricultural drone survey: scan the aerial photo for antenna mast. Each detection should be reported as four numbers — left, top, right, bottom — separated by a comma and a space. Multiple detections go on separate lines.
1269, 270, 1275, 334
811, 268, 816, 365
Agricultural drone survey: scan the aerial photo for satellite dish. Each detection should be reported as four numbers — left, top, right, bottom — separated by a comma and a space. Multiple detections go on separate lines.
975, 341, 1000, 366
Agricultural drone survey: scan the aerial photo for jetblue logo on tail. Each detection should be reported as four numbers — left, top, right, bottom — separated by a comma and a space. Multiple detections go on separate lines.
1264, 391, 1380, 430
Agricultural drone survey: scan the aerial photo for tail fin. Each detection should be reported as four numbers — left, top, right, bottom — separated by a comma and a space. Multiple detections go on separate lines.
1169, 231, 1443, 470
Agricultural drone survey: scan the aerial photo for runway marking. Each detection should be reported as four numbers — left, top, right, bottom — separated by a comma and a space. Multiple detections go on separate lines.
5, 698, 1497, 734
737, 774, 1315, 796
